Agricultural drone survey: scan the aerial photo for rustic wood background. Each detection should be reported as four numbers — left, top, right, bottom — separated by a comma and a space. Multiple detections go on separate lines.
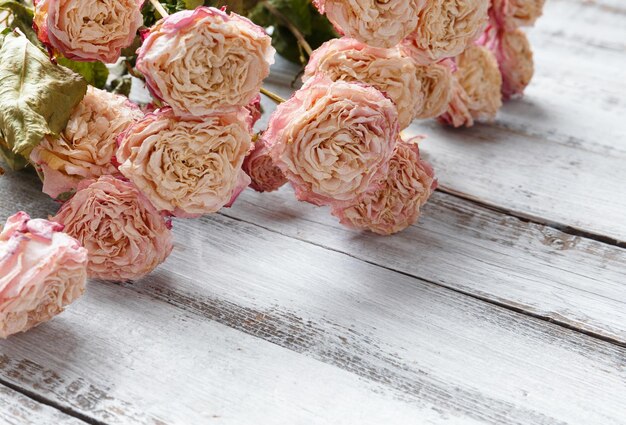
1, 0, 625, 423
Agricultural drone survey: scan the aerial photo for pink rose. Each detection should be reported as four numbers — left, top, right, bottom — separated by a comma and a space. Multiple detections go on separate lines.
34, 0, 143, 63
331, 137, 437, 235
401, 0, 489, 64
491, 0, 545, 30
30, 87, 143, 200
52, 176, 173, 281
242, 138, 287, 193
264, 77, 399, 206
136, 7, 275, 118
303, 38, 424, 129
480, 28, 534, 99
116, 108, 252, 217
314, 0, 424, 48
438, 45, 502, 127
245, 94, 263, 131
0, 212, 87, 339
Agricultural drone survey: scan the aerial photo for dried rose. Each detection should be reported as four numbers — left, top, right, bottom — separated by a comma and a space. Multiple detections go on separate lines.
303, 38, 423, 129
414, 60, 455, 119
52, 176, 173, 281
494, 29, 534, 99
437, 79, 474, 127
401, 0, 489, 64
116, 108, 252, 217
331, 137, 436, 235
439, 45, 502, 127
245, 94, 263, 131
491, 0, 545, 30
264, 77, 398, 206
30, 87, 143, 200
136, 7, 275, 118
314, 0, 424, 48
0, 212, 87, 339
242, 137, 287, 193
33, 0, 143, 63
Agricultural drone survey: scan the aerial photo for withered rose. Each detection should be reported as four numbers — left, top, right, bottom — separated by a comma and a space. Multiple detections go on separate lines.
0, 212, 87, 339
491, 0, 545, 30
303, 38, 423, 129
401, 0, 489, 64
331, 137, 437, 235
264, 77, 398, 206
117, 108, 252, 217
34, 0, 143, 63
30, 87, 143, 200
52, 176, 173, 281
494, 29, 534, 99
439, 45, 502, 127
314, 0, 424, 48
242, 137, 287, 193
136, 7, 275, 118
414, 59, 455, 119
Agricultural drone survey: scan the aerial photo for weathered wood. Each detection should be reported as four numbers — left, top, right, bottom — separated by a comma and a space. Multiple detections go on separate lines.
0, 385, 85, 425
223, 188, 626, 344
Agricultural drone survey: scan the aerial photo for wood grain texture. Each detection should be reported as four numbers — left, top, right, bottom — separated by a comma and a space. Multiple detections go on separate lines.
223, 188, 626, 344
0, 385, 86, 425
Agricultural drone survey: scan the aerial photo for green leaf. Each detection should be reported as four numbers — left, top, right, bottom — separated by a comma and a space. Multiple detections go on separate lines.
57, 57, 109, 89
0, 33, 87, 159
0, 0, 38, 46
0, 141, 29, 170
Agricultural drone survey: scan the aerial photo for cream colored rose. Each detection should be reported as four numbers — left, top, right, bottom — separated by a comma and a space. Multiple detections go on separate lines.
52, 176, 174, 281
331, 137, 436, 235
30, 87, 143, 200
495, 29, 534, 99
136, 7, 275, 118
117, 108, 252, 217
34, 0, 143, 63
314, 0, 423, 48
440, 45, 502, 127
304, 38, 423, 129
264, 77, 399, 206
414, 60, 455, 119
401, 0, 489, 64
242, 138, 287, 193
0, 212, 87, 339
492, 0, 545, 30
438, 79, 474, 127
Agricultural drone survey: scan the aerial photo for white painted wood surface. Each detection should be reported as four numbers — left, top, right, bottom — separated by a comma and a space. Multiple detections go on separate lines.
1, 0, 626, 423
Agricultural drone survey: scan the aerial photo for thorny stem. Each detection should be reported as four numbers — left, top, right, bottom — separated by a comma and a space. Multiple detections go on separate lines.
149, 0, 169, 18
262, 0, 313, 58
260, 87, 286, 104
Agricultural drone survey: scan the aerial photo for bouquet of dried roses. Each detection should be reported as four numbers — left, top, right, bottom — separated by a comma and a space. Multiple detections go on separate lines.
0, 0, 544, 338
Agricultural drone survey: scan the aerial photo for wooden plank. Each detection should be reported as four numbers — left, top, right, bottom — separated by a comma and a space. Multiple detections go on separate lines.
1, 174, 626, 424
0, 385, 85, 425
223, 188, 626, 344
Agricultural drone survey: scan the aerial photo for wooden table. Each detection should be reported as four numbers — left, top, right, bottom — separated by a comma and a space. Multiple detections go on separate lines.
1, 0, 625, 423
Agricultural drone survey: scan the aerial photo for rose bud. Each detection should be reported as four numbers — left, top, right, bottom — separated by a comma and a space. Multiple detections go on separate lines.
0, 212, 87, 339
33, 0, 143, 63
493, 29, 534, 99
52, 176, 173, 282
242, 138, 287, 193
116, 108, 252, 217
331, 137, 436, 235
414, 59, 455, 119
264, 77, 399, 206
30, 87, 143, 200
313, 0, 424, 49
401, 0, 489, 64
491, 0, 545, 30
303, 38, 424, 129
438, 45, 502, 127
136, 7, 275, 118
245, 94, 263, 131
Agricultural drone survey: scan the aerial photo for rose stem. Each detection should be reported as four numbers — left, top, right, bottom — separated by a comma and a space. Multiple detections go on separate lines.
260, 87, 286, 104
262, 1, 313, 57
148, 0, 169, 18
